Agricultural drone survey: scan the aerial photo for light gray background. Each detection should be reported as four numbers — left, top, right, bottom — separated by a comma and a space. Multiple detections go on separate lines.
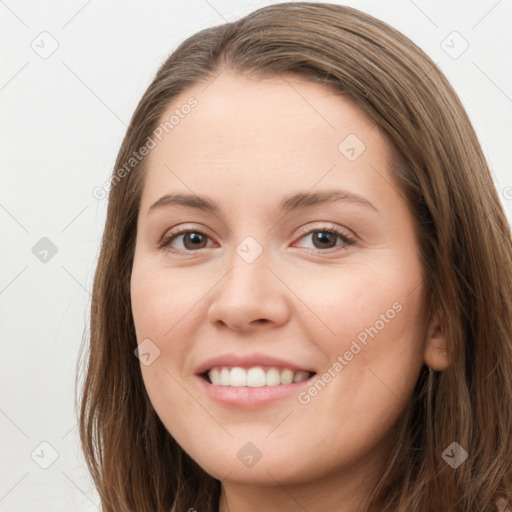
1, 0, 511, 510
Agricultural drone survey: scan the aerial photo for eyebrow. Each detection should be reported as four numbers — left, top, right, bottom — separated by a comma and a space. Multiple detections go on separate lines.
147, 189, 377, 215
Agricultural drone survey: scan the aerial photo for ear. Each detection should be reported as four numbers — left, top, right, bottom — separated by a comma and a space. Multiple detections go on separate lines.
423, 311, 450, 371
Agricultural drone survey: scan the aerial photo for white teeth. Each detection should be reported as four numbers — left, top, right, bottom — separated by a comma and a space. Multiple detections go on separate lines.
209, 368, 221, 385
230, 367, 246, 387
266, 368, 280, 386
206, 366, 312, 387
294, 371, 310, 383
280, 369, 294, 385
220, 367, 230, 386
247, 367, 266, 387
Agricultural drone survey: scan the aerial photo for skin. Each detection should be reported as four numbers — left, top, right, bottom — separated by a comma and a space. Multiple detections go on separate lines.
130, 71, 449, 512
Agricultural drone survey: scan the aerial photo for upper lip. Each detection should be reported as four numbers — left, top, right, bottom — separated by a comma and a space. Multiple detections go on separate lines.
195, 353, 316, 375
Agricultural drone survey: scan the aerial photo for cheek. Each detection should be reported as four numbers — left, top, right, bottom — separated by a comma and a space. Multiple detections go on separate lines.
292, 257, 425, 351
293, 259, 426, 412
130, 261, 210, 341
130, 262, 217, 408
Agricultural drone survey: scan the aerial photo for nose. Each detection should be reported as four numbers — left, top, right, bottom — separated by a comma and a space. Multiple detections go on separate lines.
206, 247, 290, 331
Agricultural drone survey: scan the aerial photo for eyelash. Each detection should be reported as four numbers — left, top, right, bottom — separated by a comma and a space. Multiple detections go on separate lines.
158, 225, 356, 254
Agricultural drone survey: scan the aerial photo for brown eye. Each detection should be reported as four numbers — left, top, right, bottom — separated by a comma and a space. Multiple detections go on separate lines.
311, 231, 338, 249
294, 226, 356, 252
160, 229, 212, 252
181, 232, 208, 250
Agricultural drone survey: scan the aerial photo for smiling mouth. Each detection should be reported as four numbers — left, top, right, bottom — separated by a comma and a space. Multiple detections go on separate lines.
201, 366, 316, 388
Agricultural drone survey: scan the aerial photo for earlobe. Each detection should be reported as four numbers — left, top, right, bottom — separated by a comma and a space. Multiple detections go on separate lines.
423, 314, 451, 371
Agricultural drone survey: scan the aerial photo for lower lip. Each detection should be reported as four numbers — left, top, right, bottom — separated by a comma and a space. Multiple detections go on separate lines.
195, 375, 315, 408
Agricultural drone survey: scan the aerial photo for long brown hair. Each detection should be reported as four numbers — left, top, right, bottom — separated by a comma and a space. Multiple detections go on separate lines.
77, 3, 512, 510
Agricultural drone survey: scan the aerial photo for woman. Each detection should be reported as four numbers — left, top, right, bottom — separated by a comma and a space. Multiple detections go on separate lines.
78, 3, 512, 511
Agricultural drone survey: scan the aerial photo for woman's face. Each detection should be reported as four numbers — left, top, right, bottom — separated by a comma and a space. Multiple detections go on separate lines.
130, 72, 441, 493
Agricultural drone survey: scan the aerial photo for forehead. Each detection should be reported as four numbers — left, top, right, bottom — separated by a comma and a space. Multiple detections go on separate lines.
154, 71, 376, 146
140, 72, 395, 210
